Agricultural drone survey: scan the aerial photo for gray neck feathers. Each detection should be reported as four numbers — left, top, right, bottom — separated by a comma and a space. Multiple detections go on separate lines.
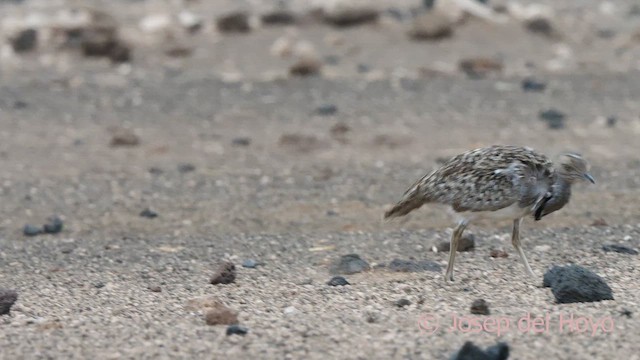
539, 175, 572, 217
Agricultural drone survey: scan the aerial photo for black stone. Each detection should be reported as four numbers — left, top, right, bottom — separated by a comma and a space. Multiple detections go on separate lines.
329, 254, 370, 275
11, 28, 37, 53
525, 17, 555, 38
327, 276, 350, 286
543, 265, 614, 304
0, 289, 18, 315
261, 11, 296, 25
217, 12, 251, 33
521, 78, 546, 92
231, 137, 251, 146
451, 341, 510, 360
470, 299, 490, 315
226, 324, 249, 336
606, 116, 617, 127
177, 163, 196, 173
539, 109, 566, 129
388, 259, 441, 272
394, 298, 411, 307
315, 104, 338, 116
43, 216, 63, 234
139, 208, 159, 219
23, 224, 42, 237
602, 244, 638, 255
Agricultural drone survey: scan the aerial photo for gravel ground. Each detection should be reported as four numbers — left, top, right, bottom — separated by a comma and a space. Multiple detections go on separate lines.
1, 0, 640, 359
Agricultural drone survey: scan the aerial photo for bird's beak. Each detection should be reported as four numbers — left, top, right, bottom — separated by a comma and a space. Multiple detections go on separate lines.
584, 173, 595, 184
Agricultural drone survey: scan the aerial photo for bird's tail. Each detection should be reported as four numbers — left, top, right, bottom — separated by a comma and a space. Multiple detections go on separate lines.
383, 184, 425, 220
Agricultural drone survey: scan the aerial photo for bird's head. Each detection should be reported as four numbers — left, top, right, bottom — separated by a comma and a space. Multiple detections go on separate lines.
556, 153, 595, 184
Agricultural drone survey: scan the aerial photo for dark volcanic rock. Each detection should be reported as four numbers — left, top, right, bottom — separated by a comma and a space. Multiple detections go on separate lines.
0, 289, 18, 315
43, 216, 63, 234
388, 259, 441, 272
261, 11, 297, 25
539, 109, 566, 129
139, 208, 158, 219
177, 163, 196, 173
394, 298, 411, 308
329, 254, 370, 275
525, 17, 557, 38
23, 224, 42, 237
327, 276, 350, 286
451, 341, 510, 360
470, 299, 490, 315
232, 137, 251, 146
210, 262, 236, 285
602, 244, 638, 255
437, 234, 475, 252
110, 128, 140, 147
11, 28, 38, 53
521, 78, 546, 92
226, 324, 249, 336
315, 104, 338, 116
217, 12, 251, 33
543, 265, 614, 304
289, 58, 322, 77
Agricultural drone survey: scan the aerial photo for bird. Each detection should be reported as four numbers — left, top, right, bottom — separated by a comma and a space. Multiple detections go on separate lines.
384, 145, 595, 282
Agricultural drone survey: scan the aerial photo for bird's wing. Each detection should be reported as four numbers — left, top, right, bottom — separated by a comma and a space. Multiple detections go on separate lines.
436, 160, 553, 213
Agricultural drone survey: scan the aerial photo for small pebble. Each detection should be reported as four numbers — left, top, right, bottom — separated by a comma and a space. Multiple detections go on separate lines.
11, 28, 38, 53
232, 137, 251, 146
226, 324, 248, 336
539, 109, 566, 129
606, 116, 617, 127
543, 265, 614, 304
241, 259, 262, 268
388, 259, 441, 272
490, 249, 509, 258
470, 299, 490, 315
261, 11, 296, 25
436, 234, 475, 252
110, 129, 140, 147
0, 288, 18, 315
139, 208, 158, 219
329, 254, 370, 275
315, 104, 338, 116
620, 309, 632, 318
327, 276, 350, 286
43, 216, 63, 234
591, 218, 608, 226
210, 262, 236, 285
23, 224, 42, 237
525, 17, 555, 38
521, 78, 546, 92
177, 163, 196, 173
217, 12, 250, 33
602, 244, 638, 255
148, 286, 162, 293
394, 299, 411, 308
451, 341, 510, 360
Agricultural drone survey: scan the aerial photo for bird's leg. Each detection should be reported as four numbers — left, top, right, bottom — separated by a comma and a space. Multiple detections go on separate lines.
445, 220, 468, 282
511, 218, 535, 277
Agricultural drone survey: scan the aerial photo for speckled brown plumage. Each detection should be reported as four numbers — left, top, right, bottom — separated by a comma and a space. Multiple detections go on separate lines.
384, 145, 554, 219
384, 145, 594, 282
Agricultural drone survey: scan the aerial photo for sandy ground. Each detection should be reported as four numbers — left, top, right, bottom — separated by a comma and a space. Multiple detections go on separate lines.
1, 0, 640, 359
